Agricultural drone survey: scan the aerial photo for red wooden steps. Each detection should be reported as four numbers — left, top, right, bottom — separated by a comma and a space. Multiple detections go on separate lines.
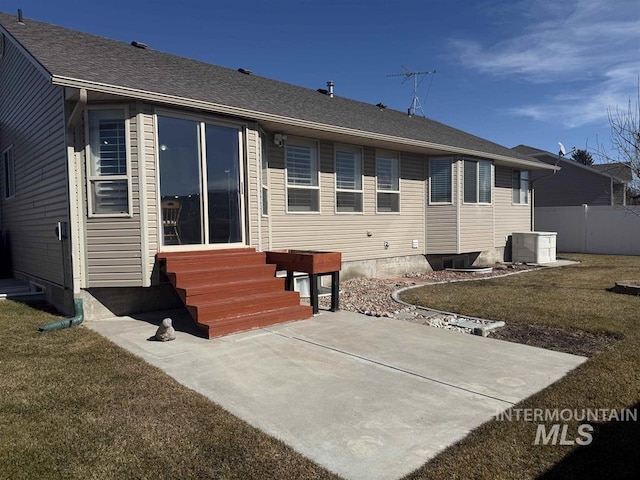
157, 248, 313, 338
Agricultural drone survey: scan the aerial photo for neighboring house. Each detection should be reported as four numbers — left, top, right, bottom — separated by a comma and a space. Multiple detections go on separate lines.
515, 145, 639, 257
0, 12, 555, 320
513, 145, 632, 207
592, 163, 636, 205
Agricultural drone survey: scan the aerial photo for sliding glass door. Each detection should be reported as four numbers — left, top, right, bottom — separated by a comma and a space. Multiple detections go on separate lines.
157, 115, 244, 247
205, 124, 242, 243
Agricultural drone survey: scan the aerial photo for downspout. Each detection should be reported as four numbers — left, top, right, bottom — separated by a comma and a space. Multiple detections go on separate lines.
531, 186, 535, 231
529, 154, 562, 231
37, 87, 90, 333
38, 298, 84, 332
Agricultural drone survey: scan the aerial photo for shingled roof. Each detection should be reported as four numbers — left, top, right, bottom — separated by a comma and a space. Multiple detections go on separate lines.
513, 144, 632, 184
0, 11, 552, 169
592, 163, 633, 184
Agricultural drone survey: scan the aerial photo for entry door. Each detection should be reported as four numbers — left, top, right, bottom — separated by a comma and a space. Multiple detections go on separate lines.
157, 115, 244, 247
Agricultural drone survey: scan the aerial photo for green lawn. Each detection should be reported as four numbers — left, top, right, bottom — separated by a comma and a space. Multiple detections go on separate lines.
399, 254, 640, 479
1, 254, 638, 479
0, 300, 339, 480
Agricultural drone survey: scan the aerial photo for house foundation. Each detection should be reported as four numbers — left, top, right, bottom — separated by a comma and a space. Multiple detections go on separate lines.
78, 285, 182, 321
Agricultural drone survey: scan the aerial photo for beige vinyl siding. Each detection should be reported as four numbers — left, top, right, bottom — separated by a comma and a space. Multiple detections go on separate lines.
142, 107, 159, 280
84, 104, 143, 287
259, 134, 271, 251
459, 204, 494, 252
458, 160, 494, 252
426, 159, 458, 253
494, 166, 530, 246
268, 139, 425, 262
245, 128, 262, 250
0, 39, 68, 286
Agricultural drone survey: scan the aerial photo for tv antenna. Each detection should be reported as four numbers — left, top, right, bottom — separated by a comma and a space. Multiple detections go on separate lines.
387, 67, 436, 116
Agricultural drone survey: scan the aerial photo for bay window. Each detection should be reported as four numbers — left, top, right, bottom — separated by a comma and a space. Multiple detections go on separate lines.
376, 151, 400, 212
463, 159, 491, 204
429, 157, 452, 203
286, 139, 319, 212
512, 170, 529, 204
335, 145, 363, 213
86, 108, 130, 215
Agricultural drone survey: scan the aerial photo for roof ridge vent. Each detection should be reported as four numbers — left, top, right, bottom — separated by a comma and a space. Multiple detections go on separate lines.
237, 68, 252, 75
131, 41, 148, 49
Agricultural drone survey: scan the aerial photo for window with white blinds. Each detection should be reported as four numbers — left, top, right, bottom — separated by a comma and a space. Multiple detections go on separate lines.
463, 159, 492, 204
463, 160, 477, 203
87, 108, 130, 215
429, 158, 452, 203
286, 140, 319, 212
512, 170, 529, 204
376, 151, 400, 212
479, 161, 491, 203
335, 145, 363, 212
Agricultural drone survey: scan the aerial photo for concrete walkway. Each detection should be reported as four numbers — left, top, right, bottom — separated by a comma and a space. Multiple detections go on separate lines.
87, 309, 586, 480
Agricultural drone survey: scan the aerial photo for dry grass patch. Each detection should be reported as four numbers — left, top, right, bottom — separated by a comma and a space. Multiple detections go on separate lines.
399, 254, 640, 479
0, 300, 340, 480
401, 254, 639, 336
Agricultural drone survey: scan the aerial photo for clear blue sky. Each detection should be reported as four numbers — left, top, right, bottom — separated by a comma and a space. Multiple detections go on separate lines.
4, 0, 639, 160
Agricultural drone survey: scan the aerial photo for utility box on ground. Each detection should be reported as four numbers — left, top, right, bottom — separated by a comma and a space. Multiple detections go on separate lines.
512, 232, 557, 264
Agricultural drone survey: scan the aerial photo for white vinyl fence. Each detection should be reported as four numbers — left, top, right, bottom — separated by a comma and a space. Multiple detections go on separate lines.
535, 205, 640, 255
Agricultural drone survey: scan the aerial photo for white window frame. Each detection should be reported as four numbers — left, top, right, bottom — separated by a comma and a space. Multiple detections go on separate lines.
260, 133, 270, 216
463, 158, 492, 205
285, 138, 320, 214
153, 108, 248, 248
429, 157, 453, 205
334, 144, 364, 214
376, 150, 400, 213
3, 145, 15, 199
85, 105, 133, 217
512, 169, 529, 205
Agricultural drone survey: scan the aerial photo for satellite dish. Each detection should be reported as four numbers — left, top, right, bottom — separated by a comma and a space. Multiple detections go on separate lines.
558, 142, 567, 156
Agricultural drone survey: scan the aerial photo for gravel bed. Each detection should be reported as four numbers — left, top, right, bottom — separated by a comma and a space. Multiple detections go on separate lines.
302, 263, 621, 355
302, 263, 539, 334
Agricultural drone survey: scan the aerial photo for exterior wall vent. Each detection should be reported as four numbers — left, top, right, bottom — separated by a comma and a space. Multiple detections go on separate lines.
442, 255, 469, 269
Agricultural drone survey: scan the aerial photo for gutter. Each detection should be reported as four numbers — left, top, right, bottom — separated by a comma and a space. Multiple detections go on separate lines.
52, 76, 556, 171
38, 298, 84, 333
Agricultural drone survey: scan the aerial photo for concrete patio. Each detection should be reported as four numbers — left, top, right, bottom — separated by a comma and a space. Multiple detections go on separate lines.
87, 309, 586, 480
